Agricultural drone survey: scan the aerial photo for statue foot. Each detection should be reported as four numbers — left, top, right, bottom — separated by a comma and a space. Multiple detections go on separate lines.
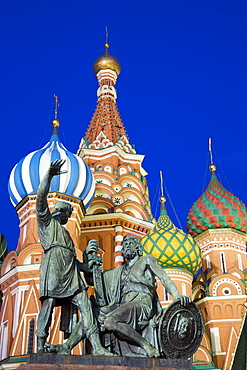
44, 343, 71, 355
144, 344, 159, 358
93, 347, 116, 356
37, 338, 46, 353
36, 349, 45, 354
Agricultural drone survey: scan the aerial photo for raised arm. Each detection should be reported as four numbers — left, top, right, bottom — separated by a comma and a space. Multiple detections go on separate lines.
145, 254, 191, 306
36, 159, 67, 213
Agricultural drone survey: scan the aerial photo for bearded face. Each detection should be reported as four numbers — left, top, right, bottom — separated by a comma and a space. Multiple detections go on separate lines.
122, 238, 139, 260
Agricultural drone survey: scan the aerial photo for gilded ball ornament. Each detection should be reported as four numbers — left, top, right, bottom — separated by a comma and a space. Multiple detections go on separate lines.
209, 164, 217, 172
52, 119, 60, 127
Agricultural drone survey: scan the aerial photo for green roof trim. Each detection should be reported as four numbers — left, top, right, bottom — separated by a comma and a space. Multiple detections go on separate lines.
192, 365, 221, 369
0, 355, 28, 364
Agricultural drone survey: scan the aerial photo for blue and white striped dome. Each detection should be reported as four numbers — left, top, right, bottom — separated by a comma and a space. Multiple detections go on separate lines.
8, 131, 95, 210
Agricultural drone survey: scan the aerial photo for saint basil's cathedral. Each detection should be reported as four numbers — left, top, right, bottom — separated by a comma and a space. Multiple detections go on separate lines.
0, 41, 246, 370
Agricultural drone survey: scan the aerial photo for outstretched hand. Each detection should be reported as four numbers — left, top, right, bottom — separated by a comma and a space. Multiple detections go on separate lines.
48, 159, 67, 177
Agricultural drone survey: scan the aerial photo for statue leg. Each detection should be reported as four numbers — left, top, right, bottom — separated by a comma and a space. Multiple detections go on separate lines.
36, 297, 56, 353
104, 306, 159, 358
72, 291, 115, 356
44, 320, 83, 354
45, 291, 114, 355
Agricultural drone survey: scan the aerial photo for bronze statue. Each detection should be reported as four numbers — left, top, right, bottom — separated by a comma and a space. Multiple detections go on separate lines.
91, 236, 191, 357
45, 235, 192, 357
36, 159, 112, 356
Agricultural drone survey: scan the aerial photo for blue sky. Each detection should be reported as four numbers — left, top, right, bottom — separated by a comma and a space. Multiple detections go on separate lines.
0, 0, 247, 251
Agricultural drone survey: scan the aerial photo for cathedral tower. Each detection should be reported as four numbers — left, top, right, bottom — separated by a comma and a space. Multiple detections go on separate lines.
77, 43, 154, 269
187, 160, 247, 370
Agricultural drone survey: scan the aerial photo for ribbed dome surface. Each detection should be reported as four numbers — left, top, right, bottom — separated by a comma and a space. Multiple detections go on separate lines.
186, 172, 247, 236
8, 131, 95, 209
141, 206, 202, 275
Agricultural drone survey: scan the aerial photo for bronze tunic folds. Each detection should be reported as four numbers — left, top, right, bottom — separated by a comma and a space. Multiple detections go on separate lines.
37, 207, 87, 300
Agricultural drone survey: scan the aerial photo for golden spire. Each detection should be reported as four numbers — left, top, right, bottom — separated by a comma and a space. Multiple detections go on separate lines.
159, 170, 166, 203
159, 171, 167, 215
105, 26, 109, 48
208, 138, 217, 172
52, 94, 60, 128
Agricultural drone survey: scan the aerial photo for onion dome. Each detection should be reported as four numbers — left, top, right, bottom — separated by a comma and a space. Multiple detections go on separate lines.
0, 233, 8, 263
187, 166, 247, 236
8, 124, 95, 210
141, 197, 202, 275
93, 43, 121, 76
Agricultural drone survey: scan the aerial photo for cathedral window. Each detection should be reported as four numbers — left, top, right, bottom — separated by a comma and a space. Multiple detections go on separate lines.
27, 318, 35, 354
104, 166, 112, 173
220, 252, 227, 273
119, 168, 127, 175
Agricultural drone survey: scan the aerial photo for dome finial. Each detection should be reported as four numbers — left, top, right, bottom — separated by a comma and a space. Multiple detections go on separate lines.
159, 171, 167, 213
208, 138, 217, 172
52, 94, 60, 134
105, 26, 109, 49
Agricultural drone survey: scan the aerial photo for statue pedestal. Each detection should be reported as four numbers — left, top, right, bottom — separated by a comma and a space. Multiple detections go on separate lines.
17, 353, 193, 370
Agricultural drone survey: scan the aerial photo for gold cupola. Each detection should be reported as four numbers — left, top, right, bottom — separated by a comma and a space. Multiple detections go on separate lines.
93, 43, 121, 76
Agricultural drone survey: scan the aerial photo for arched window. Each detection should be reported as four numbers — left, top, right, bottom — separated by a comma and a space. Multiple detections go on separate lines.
119, 167, 127, 175
27, 318, 35, 354
104, 166, 112, 173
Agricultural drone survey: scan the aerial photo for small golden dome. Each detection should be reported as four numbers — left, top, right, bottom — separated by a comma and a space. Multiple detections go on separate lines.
209, 164, 217, 172
93, 44, 121, 76
52, 119, 60, 127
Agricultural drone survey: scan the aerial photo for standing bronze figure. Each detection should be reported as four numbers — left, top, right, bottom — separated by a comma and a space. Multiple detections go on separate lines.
36, 159, 112, 356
